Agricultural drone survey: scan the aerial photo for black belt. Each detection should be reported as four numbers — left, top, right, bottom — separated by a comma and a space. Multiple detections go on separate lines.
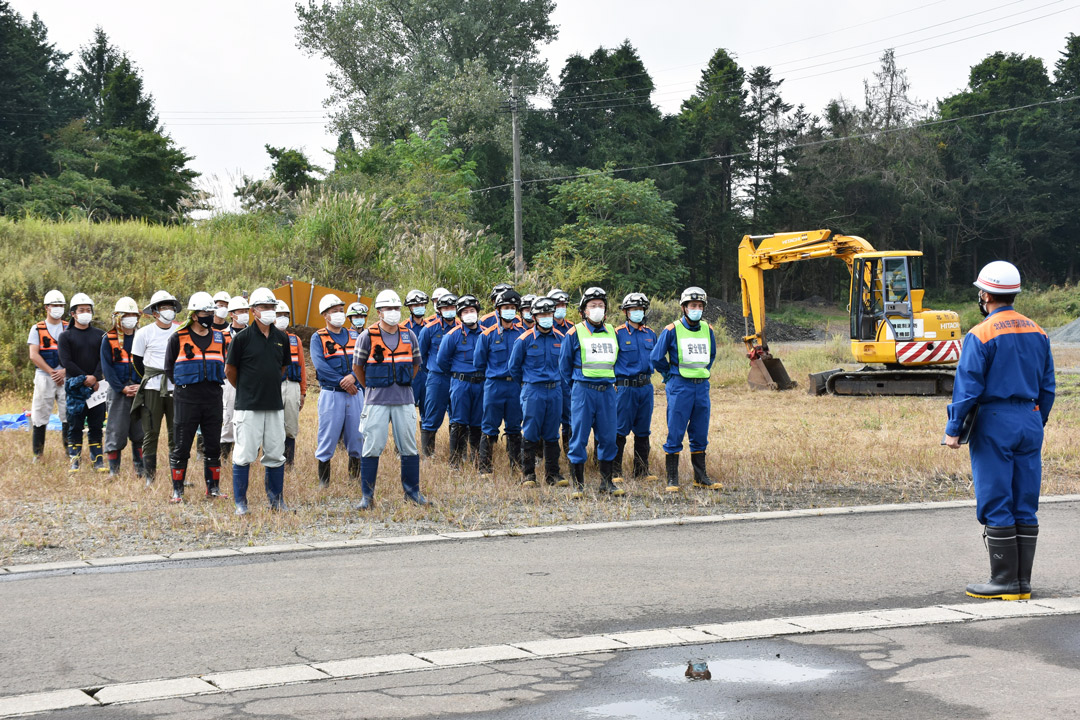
676, 377, 709, 384
529, 381, 560, 388
487, 375, 515, 383
577, 381, 612, 391
616, 374, 651, 387
320, 385, 350, 393
452, 372, 485, 384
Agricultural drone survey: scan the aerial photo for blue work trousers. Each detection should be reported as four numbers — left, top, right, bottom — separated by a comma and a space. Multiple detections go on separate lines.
663, 376, 710, 454
315, 388, 364, 462
449, 378, 484, 426
969, 399, 1044, 526
568, 382, 617, 464
412, 367, 427, 413
521, 383, 562, 444
481, 378, 523, 436
420, 371, 451, 432
616, 384, 653, 437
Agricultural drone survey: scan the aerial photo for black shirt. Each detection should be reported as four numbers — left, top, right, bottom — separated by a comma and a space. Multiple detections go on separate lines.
225, 324, 289, 411
58, 325, 105, 379
164, 328, 223, 405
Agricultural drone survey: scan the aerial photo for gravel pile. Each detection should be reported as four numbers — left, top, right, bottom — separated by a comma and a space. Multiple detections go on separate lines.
1050, 316, 1080, 342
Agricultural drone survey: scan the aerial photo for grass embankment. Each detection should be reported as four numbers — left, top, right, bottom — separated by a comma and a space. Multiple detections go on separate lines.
3, 340, 1078, 566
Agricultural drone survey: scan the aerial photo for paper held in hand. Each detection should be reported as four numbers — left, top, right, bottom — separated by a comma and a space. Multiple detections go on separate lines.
86, 381, 111, 409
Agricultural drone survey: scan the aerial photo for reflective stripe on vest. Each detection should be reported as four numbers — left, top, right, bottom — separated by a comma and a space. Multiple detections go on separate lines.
173, 328, 226, 385
575, 322, 618, 379
285, 333, 303, 382
35, 321, 62, 368
365, 326, 414, 387
674, 321, 711, 379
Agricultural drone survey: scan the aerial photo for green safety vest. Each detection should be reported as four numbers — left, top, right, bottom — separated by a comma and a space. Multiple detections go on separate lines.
674, 321, 711, 379
576, 322, 618, 379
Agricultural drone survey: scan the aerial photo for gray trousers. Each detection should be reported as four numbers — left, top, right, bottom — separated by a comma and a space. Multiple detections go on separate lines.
104, 388, 144, 453
360, 403, 418, 457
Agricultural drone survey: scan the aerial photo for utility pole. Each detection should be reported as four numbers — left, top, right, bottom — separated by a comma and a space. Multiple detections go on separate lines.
510, 77, 524, 280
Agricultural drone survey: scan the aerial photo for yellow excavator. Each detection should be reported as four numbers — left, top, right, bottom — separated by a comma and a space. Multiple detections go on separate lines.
738, 229, 963, 395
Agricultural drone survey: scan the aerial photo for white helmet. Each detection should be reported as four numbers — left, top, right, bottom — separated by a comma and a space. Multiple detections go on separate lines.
212, 291, 231, 304
187, 291, 215, 312
374, 289, 402, 309
227, 295, 249, 311
275, 299, 290, 313
143, 290, 179, 315
680, 286, 708, 306
974, 261, 1022, 295
432, 287, 450, 303
69, 292, 94, 309
319, 293, 345, 314
249, 287, 277, 307
113, 297, 140, 314
43, 290, 65, 306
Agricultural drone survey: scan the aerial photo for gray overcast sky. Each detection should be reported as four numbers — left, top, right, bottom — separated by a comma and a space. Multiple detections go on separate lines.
10, 0, 1079, 209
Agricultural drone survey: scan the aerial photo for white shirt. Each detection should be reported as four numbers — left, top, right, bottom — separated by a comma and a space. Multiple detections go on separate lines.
27, 320, 65, 378
132, 322, 177, 391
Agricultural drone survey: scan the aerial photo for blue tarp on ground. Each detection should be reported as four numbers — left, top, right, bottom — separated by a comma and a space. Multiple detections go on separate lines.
0, 413, 62, 431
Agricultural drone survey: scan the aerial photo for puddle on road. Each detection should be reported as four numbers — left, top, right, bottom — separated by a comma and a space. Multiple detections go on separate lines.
578, 696, 725, 719
648, 657, 836, 686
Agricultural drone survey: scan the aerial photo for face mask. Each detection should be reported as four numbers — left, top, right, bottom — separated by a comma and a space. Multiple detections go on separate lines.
686, 308, 703, 323
522, 311, 533, 321
441, 309, 457, 320
48, 306, 64, 320
537, 316, 554, 329
411, 306, 426, 317
158, 309, 176, 323
554, 307, 567, 320
259, 310, 277, 326
382, 310, 402, 326
76, 312, 92, 326
275, 317, 290, 331
587, 307, 605, 323
351, 317, 366, 328
461, 311, 478, 325
328, 312, 345, 327
978, 293, 989, 317
214, 306, 229, 319
500, 308, 517, 321
628, 309, 645, 324
121, 316, 139, 330
196, 315, 214, 329
234, 312, 249, 327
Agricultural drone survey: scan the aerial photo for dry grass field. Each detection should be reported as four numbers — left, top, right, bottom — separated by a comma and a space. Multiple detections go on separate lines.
3, 338, 1078, 565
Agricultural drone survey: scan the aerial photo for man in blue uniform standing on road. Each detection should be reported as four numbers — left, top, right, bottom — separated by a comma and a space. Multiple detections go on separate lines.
509, 297, 565, 487
310, 294, 363, 488
548, 288, 574, 456
651, 287, 721, 493
613, 293, 658, 484
944, 261, 1055, 601
437, 294, 485, 467
559, 287, 624, 499
418, 293, 458, 457
474, 288, 525, 477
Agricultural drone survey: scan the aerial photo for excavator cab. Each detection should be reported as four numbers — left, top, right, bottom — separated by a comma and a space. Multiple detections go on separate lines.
850, 253, 924, 362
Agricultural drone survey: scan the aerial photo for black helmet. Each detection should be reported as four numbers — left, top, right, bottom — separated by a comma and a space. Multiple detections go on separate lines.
531, 297, 556, 315
489, 282, 513, 302
620, 292, 650, 311
456, 294, 480, 311
547, 288, 569, 304
578, 286, 608, 312
520, 293, 536, 311
405, 289, 429, 306
435, 293, 459, 310
494, 289, 522, 308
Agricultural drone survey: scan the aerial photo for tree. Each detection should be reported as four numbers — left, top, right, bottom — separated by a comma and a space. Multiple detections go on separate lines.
266, 144, 323, 195
74, 28, 159, 132
746, 65, 790, 224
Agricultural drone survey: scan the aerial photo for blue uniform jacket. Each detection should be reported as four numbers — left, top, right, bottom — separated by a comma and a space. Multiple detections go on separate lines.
436, 324, 483, 375
509, 327, 564, 383
474, 321, 525, 378
559, 321, 617, 386
651, 317, 717, 379
310, 327, 357, 390
946, 306, 1055, 435
613, 322, 657, 378
404, 314, 427, 338
418, 319, 457, 374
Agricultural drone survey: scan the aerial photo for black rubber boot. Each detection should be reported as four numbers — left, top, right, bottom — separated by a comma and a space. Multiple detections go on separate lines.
966, 525, 1022, 600
1017, 523, 1039, 599
90, 443, 107, 473
61, 421, 70, 456
317, 459, 331, 488
477, 434, 496, 476
691, 451, 721, 489
665, 453, 680, 492
570, 462, 586, 499
521, 439, 538, 486
169, 468, 185, 504
633, 435, 657, 480
448, 423, 466, 468
544, 440, 566, 486
220, 442, 233, 462
107, 451, 121, 476
143, 454, 156, 486
204, 463, 227, 498
506, 433, 522, 473
348, 456, 361, 483
613, 435, 626, 482
561, 423, 571, 457
420, 429, 436, 457
468, 426, 482, 464
31, 424, 46, 460
598, 460, 624, 496
284, 437, 295, 468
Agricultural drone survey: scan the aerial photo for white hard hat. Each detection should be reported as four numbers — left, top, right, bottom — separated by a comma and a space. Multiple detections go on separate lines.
347, 301, 369, 317
680, 286, 708, 306
432, 287, 450, 302
249, 287, 277, 307
374, 289, 402, 309
227, 295, 249, 311
276, 299, 290, 313
319, 293, 345, 314
113, 297, 140, 314
69, 292, 94, 309
143, 290, 179, 315
43, 290, 65, 306
974, 261, 1022, 295
187, 291, 215, 312
212, 291, 231, 304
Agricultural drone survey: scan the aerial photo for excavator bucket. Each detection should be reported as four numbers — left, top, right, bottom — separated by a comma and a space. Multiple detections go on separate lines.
748, 354, 796, 391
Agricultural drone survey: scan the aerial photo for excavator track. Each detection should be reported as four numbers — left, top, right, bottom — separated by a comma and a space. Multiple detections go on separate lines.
812, 367, 955, 396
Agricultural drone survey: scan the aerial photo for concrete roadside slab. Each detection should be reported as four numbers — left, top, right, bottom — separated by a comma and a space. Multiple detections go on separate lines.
940, 601, 1056, 619
168, 548, 243, 560
94, 677, 216, 704
203, 664, 326, 691
785, 611, 895, 632
86, 554, 167, 567
312, 653, 432, 678
1032, 597, 1080, 613
375, 535, 448, 545
868, 606, 972, 625
695, 618, 811, 640
603, 629, 691, 648
235, 544, 314, 555
416, 645, 532, 666
3, 560, 88, 574
0, 689, 97, 717
515, 636, 626, 657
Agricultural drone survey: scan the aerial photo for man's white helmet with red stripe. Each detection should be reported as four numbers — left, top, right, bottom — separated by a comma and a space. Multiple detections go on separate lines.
974, 261, 1022, 295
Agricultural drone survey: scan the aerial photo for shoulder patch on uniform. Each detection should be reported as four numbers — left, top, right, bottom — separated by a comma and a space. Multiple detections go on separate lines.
565, 325, 577, 336
665, 323, 676, 331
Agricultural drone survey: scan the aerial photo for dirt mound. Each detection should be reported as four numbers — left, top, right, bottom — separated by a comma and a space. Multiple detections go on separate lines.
706, 300, 823, 342
1050, 316, 1080, 342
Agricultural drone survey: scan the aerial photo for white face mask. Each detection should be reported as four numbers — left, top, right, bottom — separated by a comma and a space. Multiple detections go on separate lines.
75, 312, 93, 326
259, 310, 277, 326
382, 309, 402, 326
351, 317, 366, 328
158, 309, 176, 323
461, 311, 478, 325
274, 317, 289, 331
121, 316, 138, 330
234, 312, 249, 327
587, 307, 605, 323
554, 307, 567, 320
48, 306, 64, 320
214, 306, 229, 319
328, 312, 345, 327
411, 306, 426, 316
